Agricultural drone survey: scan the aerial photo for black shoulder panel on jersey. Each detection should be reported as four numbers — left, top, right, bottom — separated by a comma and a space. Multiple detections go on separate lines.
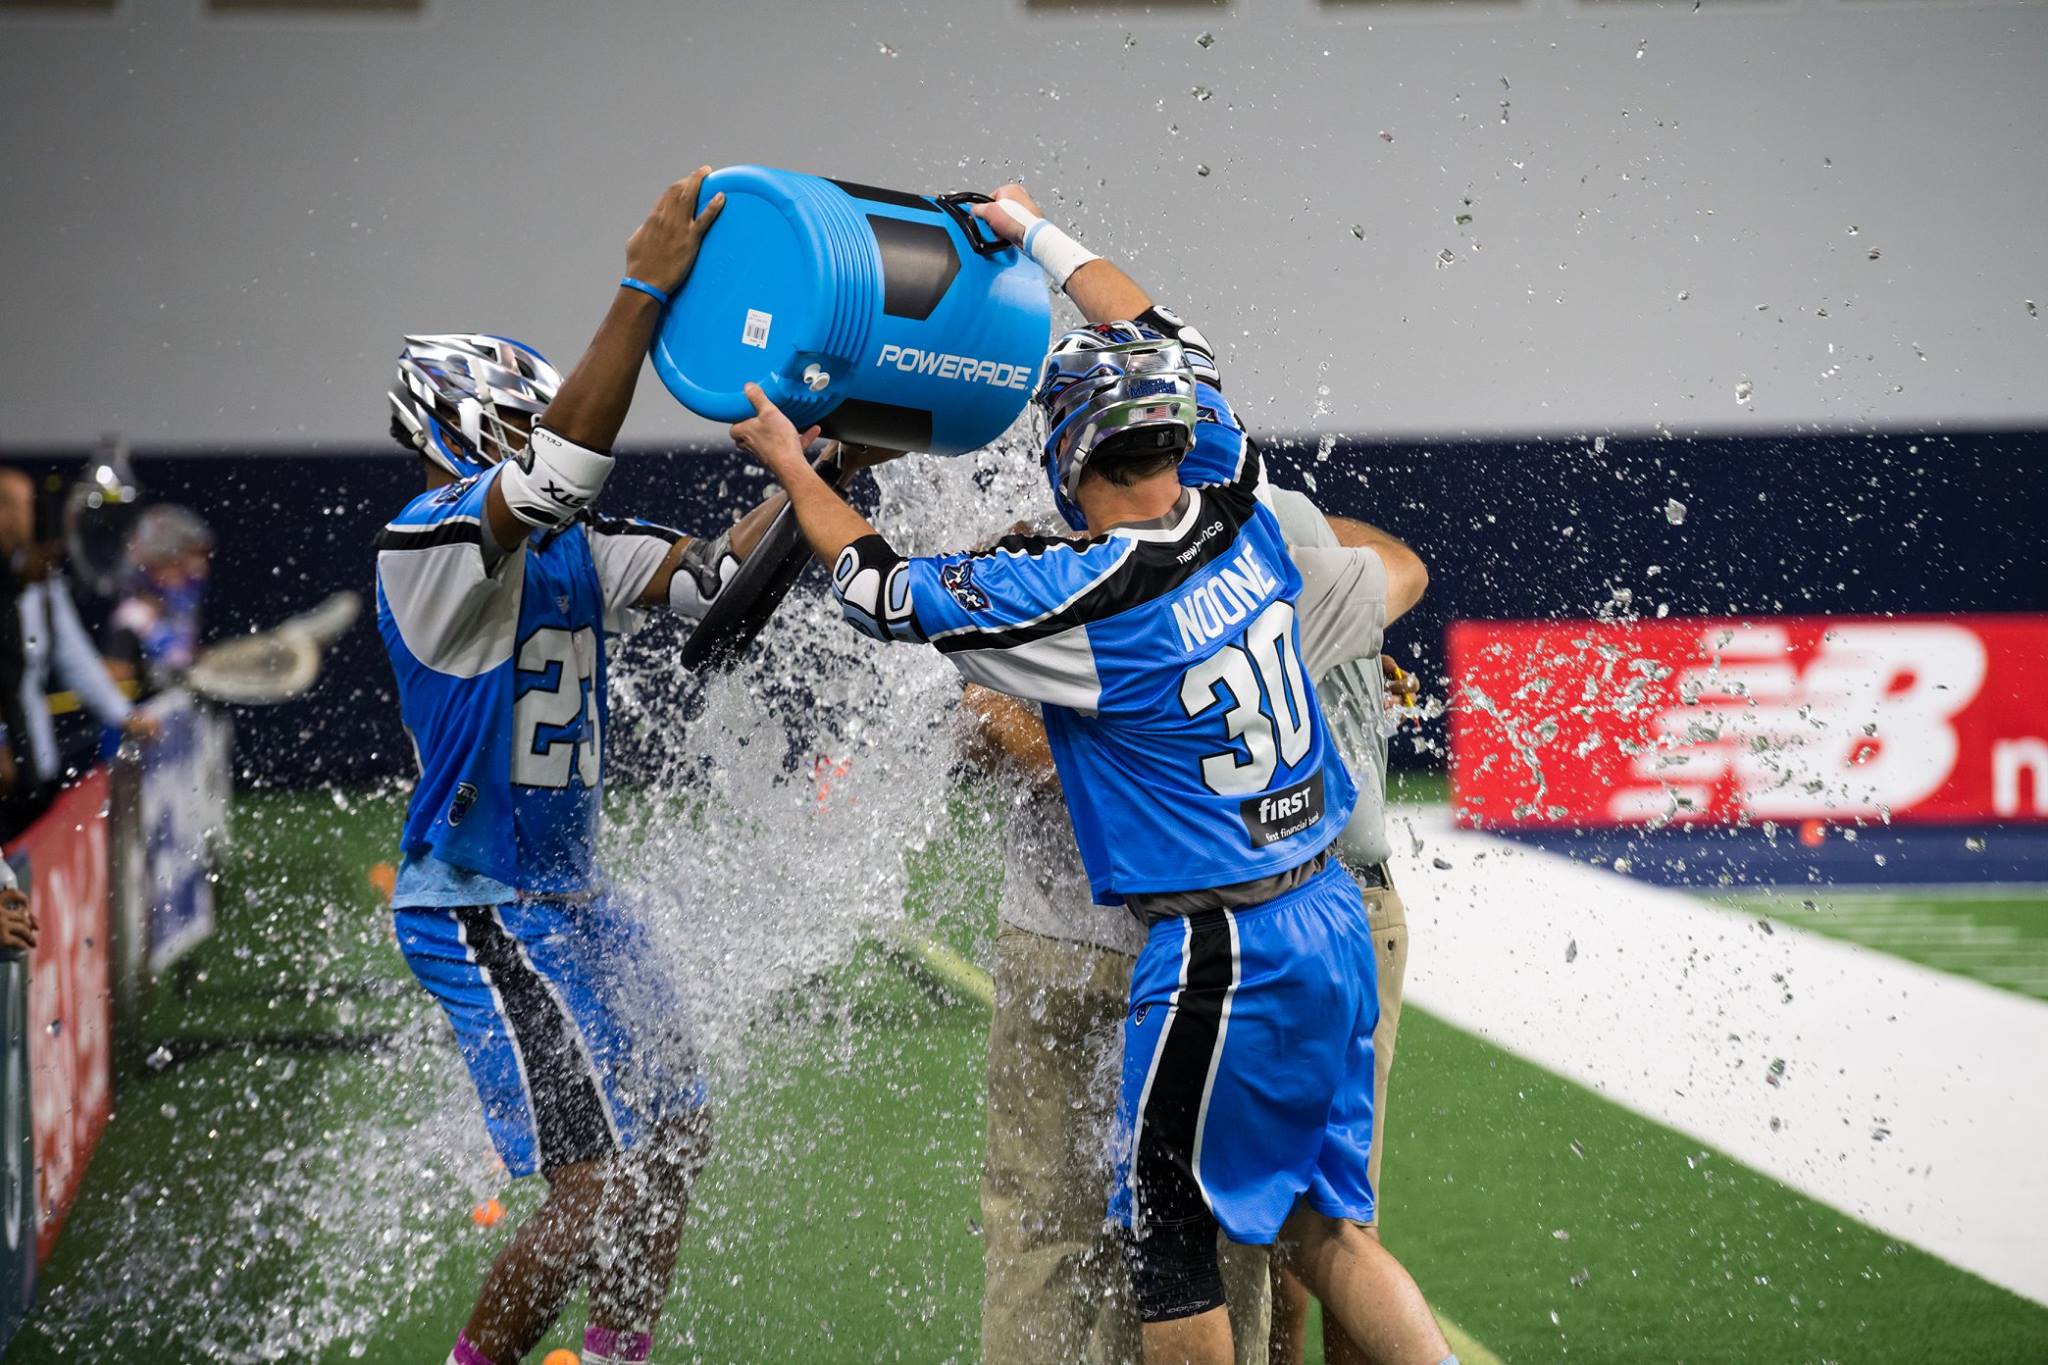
584, 512, 684, 545
932, 493, 1258, 656
373, 519, 484, 552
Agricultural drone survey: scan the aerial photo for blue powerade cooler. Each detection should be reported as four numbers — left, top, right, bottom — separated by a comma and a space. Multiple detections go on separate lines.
650, 167, 1053, 457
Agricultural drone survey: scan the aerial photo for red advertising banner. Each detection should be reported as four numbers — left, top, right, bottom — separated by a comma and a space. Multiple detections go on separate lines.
15, 771, 113, 1265
1447, 615, 2048, 829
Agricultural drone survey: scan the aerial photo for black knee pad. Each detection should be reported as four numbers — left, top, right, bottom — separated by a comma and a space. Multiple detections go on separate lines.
1120, 1217, 1227, 1323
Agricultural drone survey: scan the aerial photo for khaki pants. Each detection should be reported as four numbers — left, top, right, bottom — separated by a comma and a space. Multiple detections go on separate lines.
1358, 877, 1409, 1223
980, 927, 1272, 1365
980, 874, 1410, 1365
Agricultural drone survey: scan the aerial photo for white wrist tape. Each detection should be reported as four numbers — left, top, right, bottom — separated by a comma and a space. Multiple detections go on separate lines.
982, 199, 1100, 288
498, 425, 615, 529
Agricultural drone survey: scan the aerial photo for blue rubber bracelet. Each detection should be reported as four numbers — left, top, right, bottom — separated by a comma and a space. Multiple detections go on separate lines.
619, 276, 670, 306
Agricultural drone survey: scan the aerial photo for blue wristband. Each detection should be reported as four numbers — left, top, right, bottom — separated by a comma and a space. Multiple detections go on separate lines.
619, 276, 670, 306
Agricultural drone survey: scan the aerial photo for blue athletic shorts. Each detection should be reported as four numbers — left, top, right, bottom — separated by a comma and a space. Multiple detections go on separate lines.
394, 892, 708, 1178
1110, 861, 1378, 1244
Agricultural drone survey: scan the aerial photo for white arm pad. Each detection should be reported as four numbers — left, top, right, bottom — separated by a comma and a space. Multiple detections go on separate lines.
497, 426, 616, 529
667, 530, 741, 620
980, 199, 1101, 288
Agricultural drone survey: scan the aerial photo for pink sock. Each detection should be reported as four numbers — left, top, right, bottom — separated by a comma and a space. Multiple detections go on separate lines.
448, 1332, 495, 1365
583, 1325, 653, 1363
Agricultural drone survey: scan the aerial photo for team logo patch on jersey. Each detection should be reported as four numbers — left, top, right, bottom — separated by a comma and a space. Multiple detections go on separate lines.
940, 561, 989, 612
449, 781, 479, 827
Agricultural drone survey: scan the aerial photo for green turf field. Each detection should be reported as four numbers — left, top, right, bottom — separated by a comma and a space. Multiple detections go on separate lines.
10, 792, 2047, 1363
1715, 886, 2048, 1003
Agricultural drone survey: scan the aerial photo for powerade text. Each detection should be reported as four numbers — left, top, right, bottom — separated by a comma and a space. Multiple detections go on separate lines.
874, 345, 1033, 390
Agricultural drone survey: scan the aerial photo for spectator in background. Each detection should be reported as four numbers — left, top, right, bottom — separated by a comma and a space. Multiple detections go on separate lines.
0, 860, 31, 956
0, 468, 155, 821
102, 504, 214, 700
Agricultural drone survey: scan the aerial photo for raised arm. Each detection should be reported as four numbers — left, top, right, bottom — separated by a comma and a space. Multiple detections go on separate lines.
971, 182, 1223, 417
729, 386, 877, 565
479, 169, 726, 550
971, 185, 1151, 325
539, 169, 723, 450
1324, 514, 1428, 626
730, 387, 1121, 720
606, 444, 897, 617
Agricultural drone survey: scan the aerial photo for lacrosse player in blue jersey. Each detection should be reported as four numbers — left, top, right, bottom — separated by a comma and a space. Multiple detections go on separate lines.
731, 186, 1455, 1365
377, 170, 878, 1365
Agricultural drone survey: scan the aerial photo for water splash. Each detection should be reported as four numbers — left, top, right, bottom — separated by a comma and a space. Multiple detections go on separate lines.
24, 436, 1055, 1360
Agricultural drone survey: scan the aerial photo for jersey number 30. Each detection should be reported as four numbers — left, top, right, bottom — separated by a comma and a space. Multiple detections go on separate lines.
513, 626, 600, 789
1179, 600, 1313, 796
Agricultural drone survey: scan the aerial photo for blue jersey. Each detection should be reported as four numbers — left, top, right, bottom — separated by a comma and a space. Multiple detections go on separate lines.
375, 465, 682, 896
838, 367, 1356, 905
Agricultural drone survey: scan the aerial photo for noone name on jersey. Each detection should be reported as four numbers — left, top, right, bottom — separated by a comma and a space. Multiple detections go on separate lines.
1171, 538, 1283, 653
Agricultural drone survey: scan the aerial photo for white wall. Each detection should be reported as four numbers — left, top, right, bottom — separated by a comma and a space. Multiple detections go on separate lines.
2, 0, 2043, 448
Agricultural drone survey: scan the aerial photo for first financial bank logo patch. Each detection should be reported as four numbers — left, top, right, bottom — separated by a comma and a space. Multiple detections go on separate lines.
940, 560, 989, 612
1240, 771, 1325, 848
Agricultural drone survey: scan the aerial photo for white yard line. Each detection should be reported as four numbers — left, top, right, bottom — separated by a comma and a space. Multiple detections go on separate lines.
1977, 972, 2048, 991
1825, 925, 2024, 945
1771, 885, 2048, 904
1795, 908, 1983, 925
1388, 805, 2048, 1307
1914, 948, 2048, 968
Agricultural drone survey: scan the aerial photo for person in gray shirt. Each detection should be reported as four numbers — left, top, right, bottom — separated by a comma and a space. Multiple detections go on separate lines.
963, 485, 1427, 1365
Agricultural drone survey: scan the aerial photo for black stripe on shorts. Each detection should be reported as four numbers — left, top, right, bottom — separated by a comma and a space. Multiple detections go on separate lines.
456, 907, 617, 1172
1132, 908, 1238, 1233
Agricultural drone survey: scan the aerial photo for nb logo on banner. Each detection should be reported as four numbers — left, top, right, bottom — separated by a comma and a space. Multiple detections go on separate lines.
1611, 622, 1985, 823
1448, 616, 2048, 828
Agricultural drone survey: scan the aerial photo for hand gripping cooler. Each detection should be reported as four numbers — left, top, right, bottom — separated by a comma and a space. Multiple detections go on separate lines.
649, 167, 1054, 457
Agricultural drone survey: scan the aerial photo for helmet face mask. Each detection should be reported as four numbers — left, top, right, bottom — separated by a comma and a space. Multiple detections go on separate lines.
1034, 325, 1198, 509
389, 333, 562, 480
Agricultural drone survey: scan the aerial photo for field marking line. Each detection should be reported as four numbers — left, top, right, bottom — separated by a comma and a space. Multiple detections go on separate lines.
891, 928, 995, 1010
1824, 925, 2025, 946
1391, 806, 2048, 1308
1913, 947, 2048, 967
1440, 1314, 1506, 1365
1975, 972, 2048, 991
1762, 886, 2048, 906
889, 928, 1509, 1365
1779, 908, 1973, 924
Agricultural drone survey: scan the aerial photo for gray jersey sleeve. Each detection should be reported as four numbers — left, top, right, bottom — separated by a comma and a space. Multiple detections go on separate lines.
1266, 486, 1388, 680
1267, 485, 1395, 868
374, 530, 526, 679
1291, 546, 1388, 681
585, 516, 684, 632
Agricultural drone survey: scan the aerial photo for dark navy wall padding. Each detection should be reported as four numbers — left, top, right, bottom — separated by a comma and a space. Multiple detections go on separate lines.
4, 428, 2043, 788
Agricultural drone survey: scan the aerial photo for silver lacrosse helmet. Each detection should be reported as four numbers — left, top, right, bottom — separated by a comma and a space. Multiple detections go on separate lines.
388, 333, 562, 479
1033, 322, 1198, 510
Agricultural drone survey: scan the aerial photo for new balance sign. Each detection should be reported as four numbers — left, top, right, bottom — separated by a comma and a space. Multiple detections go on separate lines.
1446, 615, 2048, 827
